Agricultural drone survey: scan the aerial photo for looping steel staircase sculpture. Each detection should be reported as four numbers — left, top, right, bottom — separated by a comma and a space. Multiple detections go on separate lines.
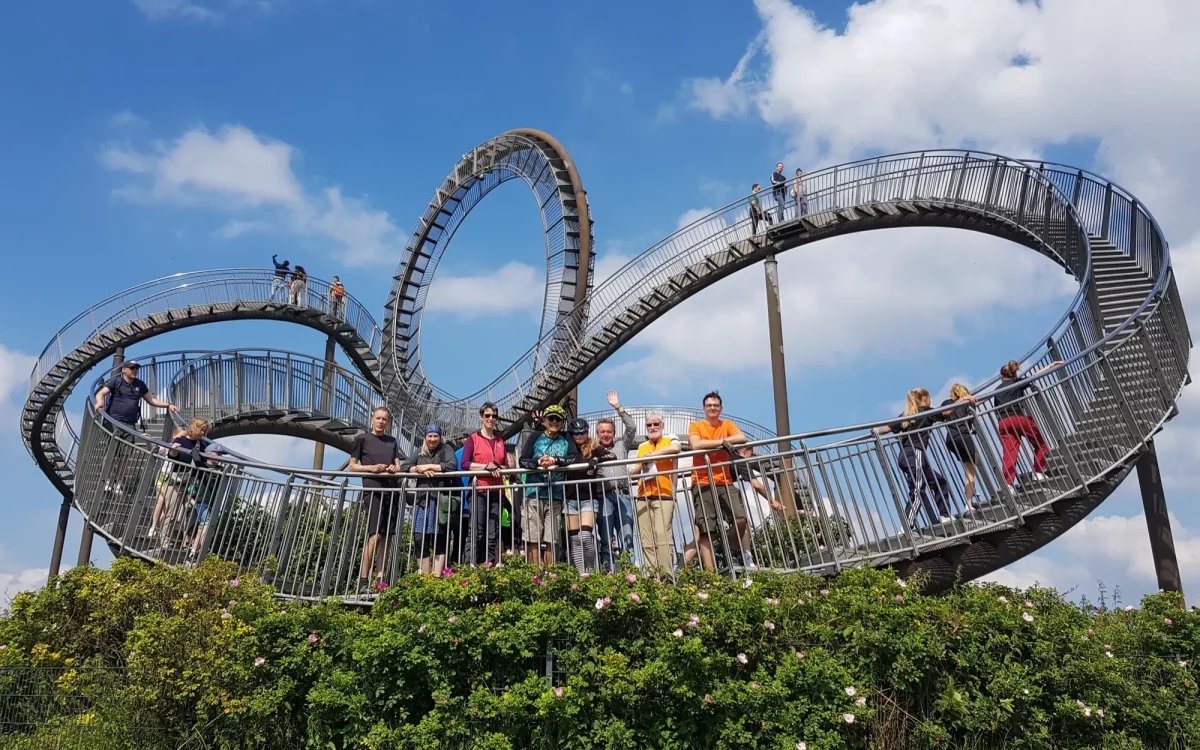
21, 142, 1192, 597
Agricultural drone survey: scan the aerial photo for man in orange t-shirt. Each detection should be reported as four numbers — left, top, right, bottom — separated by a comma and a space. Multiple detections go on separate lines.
688, 391, 753, 571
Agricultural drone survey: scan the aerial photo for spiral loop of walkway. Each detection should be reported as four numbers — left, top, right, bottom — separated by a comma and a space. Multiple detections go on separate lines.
21, 143, 1192, 597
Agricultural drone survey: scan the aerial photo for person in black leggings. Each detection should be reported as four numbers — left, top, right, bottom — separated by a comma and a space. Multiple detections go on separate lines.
940, 383, 980, 510
875, 387, 952, 528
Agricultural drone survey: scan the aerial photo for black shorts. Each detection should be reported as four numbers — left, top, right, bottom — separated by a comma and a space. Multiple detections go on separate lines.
413, 529, 449, 556
365, 489, 402, 536
945, 433, 977, 464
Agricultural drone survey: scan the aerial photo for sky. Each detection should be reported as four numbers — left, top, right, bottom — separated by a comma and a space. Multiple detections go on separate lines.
1, 0, 1199, 608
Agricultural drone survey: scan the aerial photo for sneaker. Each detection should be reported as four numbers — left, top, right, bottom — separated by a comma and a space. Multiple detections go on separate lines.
147, 526, 158, 539
939, 516, 953, 524
1033, 472, 1048, 481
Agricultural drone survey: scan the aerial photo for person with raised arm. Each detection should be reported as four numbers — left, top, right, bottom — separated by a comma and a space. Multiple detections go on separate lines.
688, 391, 754, 571
460, 402, 510, 565
594, 389, 639, 567
518, 404, 579, 566
271, 254, 290, 302
402, 424, 457, 576
350, 408, 404, 593
990, 359, 1064, 487
629, 411, 681, 575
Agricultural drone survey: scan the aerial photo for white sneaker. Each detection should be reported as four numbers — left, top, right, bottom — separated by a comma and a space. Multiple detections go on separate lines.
939, 516, 953, 524
148, 526, 158, 539
1033, 472, 1048, 481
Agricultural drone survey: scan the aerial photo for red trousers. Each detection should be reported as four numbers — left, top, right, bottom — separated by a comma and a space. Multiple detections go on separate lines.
998, 415, 1047, 485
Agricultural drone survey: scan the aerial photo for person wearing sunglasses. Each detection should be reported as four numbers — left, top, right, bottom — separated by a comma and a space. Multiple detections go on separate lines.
518, 404, 581, 566
629, 411, 682, 575
688, 391, 754, 572
460, 401, 510, 565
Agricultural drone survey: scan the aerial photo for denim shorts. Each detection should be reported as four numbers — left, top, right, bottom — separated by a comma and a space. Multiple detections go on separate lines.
563, 496, 598, 516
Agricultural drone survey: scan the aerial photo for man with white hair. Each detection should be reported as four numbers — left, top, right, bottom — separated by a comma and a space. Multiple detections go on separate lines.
628, 410, 681, 575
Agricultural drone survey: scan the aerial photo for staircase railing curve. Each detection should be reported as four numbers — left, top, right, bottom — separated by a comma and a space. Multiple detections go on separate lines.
398, 151, 1104, 437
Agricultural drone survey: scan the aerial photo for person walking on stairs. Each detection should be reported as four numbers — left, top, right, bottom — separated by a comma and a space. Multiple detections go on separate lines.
875, 387, 953, 528
991, 359, 1063, 487
940, 383, 980, 510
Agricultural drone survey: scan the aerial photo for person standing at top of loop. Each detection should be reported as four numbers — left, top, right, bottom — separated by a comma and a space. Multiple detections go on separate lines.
288, 265, 308, 307
749, 183, 773, 240
688, 391, 754, 572
329, 275, 346, 320
989, 358, 1064, 487
271, 254, 290, 302
770, 162, 788, 220
791, 168, 808, 217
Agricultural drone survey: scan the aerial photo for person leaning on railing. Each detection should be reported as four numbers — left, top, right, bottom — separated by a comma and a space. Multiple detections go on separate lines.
93, 359, 178, 496
628, 411, 681, 576
349, 407, 404, 593
460, 402, 510, 566
156, 417, 223, 566
874, 388, 952, 529
401, 424, 457, 576
688, 391, 755, 572
564, 418, 606, 574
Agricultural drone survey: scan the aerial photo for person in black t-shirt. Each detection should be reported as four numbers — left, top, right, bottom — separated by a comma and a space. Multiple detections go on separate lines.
875, 387, 952, 528
990, 359, 1063, 486
940, 383, 980, 509
749, 183, 773, 238
93, 361, 177, 427
770, 162, 787, 220
350, 408, 404, 592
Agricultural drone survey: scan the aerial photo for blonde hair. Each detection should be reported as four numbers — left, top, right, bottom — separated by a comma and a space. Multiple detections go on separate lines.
577, 435, 601, 458
949, 383, 971, 401
185, 417, 210, 438
900, 388, 931, 429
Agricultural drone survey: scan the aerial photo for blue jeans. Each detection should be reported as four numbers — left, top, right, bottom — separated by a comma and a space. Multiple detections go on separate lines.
598, 492, 639, 569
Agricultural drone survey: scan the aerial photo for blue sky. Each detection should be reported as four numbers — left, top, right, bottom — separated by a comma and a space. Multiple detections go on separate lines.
1, 0, 1198, 606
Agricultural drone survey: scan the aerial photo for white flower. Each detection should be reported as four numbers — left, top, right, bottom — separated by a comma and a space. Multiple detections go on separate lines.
221, 611, 231, 620
1179, 661, 1188, 669
764, 620, 775, 631
672, 629, 683, 637
595, 598, 606, 610
897, 579, 907, 588
1106, 651, 1114, 658
737, 653, 748, 664
855, 696, 867, 707
696, 591, 709, 600
1022, 689, 1030, 695
843, 713, 855, 724
1025, 600, 1034, 608
1097, 709, 1105, 717
797, 743, 807, 750
845, 686, 857, 697
1125, 605, 1135, 611
742, 578, 754, 589
1022, 612, 1034, 622
1084, 707, 1092, 717
998, 596, 1008, 604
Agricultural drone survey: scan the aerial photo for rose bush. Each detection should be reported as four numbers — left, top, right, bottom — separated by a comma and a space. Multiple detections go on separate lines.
0, 558, 1196, 749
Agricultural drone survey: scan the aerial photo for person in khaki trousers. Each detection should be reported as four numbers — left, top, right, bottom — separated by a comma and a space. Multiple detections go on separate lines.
629, 411, 681, 575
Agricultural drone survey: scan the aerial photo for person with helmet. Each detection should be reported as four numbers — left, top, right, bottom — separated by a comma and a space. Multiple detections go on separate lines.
518, 404, 580, 566
563, 417, 609, 573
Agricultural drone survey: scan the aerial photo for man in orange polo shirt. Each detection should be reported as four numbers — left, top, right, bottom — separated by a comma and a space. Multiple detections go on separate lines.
628, 411, 681, 575
688, 391, 753, 571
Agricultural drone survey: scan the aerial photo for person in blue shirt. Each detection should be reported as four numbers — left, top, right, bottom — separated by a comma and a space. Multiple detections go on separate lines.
93, 360, 177, 495
271, 254, 290, 301
519, 404, 580, 566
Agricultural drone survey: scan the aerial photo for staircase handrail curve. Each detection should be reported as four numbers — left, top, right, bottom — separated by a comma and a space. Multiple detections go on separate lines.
410, 151, 1093, 418
27, 268, 383, 397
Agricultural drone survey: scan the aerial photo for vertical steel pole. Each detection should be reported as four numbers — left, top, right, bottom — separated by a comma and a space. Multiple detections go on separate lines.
78, 347, 124, 567
313, 335, 337, 470
1136, 439, 1183, 598
48, 494, 72, 582
763, 255, 797, 515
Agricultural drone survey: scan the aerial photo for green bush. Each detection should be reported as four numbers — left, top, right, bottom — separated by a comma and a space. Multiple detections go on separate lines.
0, 558, 1197, 749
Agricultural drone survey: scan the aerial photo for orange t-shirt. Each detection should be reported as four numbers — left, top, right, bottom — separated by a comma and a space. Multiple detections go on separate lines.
689, 419, 741, 486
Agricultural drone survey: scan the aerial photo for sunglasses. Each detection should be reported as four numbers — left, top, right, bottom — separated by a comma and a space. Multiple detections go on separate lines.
544, 415, 564, 422
482, 413, 498, 419
646, 422, 662, 427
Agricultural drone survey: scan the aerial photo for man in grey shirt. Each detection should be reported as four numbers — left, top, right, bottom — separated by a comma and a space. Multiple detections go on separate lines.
595, 390, 640, 568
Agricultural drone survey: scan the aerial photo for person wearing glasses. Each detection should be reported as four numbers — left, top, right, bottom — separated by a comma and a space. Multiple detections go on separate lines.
688, 391, 754, 571
629, 411, 682, 575
519, 404, 580, 566
460, 402, 511, 565
93, 360, 177, 495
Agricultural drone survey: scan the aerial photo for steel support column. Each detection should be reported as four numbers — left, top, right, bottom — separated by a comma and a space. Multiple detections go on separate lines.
1136, 439, 1183, 596
313, 335, 337, 470
48, 493, 72, 582
78, 346, 125, 566
763, 255, 797, 515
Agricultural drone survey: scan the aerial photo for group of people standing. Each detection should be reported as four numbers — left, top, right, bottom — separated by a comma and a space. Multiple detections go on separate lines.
271, 254, 346, 319
875, 358, 1064, 527
749, 162, 809, 235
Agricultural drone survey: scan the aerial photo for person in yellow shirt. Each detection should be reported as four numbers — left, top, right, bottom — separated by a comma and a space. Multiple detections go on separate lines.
628, 411, 681, 575
688, 391, 754, 571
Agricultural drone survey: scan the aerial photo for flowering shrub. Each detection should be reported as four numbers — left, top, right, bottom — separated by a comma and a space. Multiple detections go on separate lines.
0, 558, 1197, 749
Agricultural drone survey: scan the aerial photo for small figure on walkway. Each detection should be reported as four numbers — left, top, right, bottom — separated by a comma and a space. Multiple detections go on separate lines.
329, 275, 346, 319
288, 265, 308, 306
791, 168, 808, 217
749, 183, 773, 239
771, 162, 787, 220
271, 254, 290, 302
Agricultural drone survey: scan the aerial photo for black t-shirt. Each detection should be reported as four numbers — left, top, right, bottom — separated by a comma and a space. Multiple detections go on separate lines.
103, 375, 149, 424
992, 377, 1031, 419
351, 432, 403, 488
891, 410, 944, 451
940, 398, 975, 436
169, 435, 213, 472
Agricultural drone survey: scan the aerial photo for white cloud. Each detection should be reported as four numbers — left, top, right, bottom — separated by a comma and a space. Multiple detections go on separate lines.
0, 568, 49, 612
109, 110, 148, 130
133, 0, 223, 23
100, 125, 403, 266
616, 224, 1072, 377
425, 262, 542, 317
0, 345, 36, 430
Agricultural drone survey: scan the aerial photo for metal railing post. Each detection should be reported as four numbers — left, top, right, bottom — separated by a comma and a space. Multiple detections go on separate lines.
319, 483, 349, 598
266, 476, 296, 563
870, 434, 920, 558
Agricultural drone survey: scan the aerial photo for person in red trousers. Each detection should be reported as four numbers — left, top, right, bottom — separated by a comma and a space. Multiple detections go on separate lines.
991, 359, 1063, 486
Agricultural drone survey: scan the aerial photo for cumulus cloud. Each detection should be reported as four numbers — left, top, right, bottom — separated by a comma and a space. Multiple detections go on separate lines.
0, 568, 49, 611
0, 344, 36, 431
101, 125, 404, 266
425, 262, 542, 317
133, 0, 222, 23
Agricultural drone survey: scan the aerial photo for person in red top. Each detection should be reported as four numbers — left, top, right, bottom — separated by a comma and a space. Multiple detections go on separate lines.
460, 401, 509, 565
688, 391, 753, 571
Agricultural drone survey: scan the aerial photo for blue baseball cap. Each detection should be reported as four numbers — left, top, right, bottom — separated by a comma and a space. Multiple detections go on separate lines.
425, 424, 443, 436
